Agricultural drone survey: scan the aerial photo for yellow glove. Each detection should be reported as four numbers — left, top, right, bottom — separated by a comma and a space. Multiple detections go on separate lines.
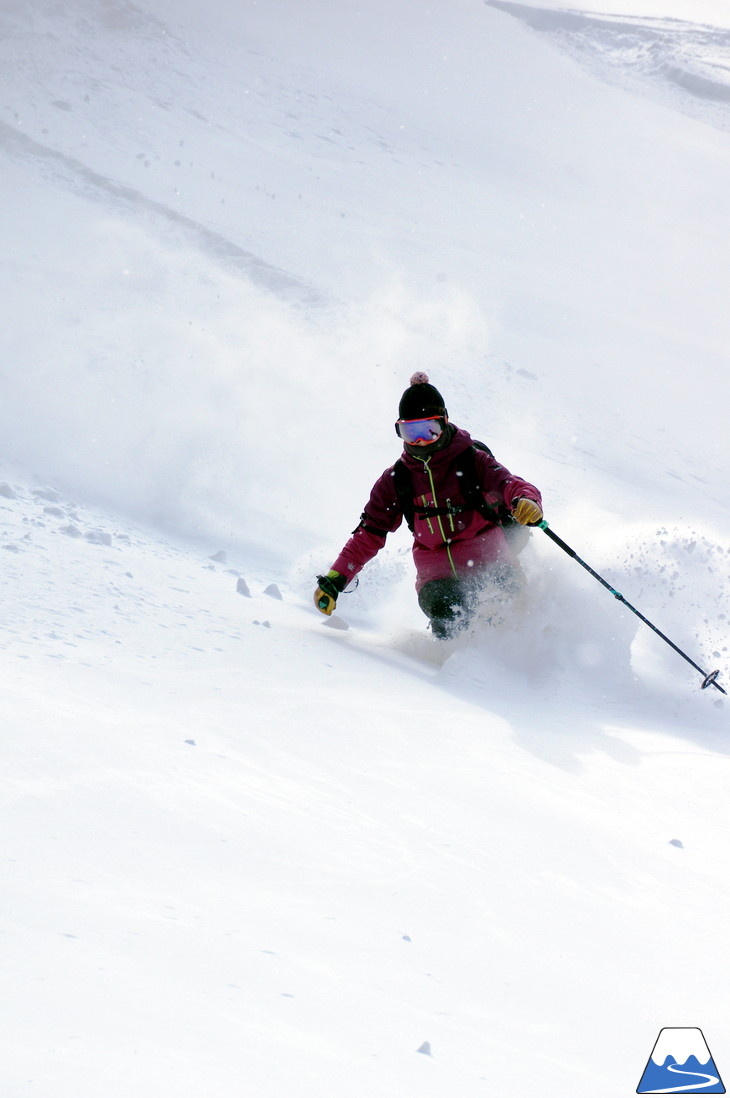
512, 498, 543, 526
314, 570, 346, 615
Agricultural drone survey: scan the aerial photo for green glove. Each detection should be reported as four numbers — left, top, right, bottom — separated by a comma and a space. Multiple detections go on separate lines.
314, 570, 347, 615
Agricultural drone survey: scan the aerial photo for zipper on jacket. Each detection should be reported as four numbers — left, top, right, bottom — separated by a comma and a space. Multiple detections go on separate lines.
423, 457, 458, 578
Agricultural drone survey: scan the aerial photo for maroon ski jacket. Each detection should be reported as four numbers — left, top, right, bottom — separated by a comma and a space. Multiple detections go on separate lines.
331, 427, 542, 591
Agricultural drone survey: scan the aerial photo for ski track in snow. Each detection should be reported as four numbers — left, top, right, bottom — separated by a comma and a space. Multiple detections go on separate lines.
0, 121, 322, 305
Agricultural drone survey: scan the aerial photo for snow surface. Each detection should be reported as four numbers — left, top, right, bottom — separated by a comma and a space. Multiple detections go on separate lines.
1, 1, 730, 1095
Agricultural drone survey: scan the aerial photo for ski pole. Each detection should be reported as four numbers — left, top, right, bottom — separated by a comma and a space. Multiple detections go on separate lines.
537, 520, 726, 695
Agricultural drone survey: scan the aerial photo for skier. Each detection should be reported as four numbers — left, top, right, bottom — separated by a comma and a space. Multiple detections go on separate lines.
314, 373, 543, 638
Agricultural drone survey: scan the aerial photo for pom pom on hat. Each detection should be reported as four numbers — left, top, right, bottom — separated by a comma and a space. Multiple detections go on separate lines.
398, 373, 447, 420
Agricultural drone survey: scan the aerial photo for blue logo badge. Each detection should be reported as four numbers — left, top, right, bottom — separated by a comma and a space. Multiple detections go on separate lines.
637, 1028, 725, 1093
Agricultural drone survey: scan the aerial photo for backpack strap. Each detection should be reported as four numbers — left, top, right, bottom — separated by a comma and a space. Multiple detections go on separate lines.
392, 460, 416, 532
459, 441, 515, 527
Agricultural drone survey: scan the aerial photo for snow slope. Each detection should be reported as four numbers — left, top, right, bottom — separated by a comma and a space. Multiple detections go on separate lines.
1, 1, 729, 1095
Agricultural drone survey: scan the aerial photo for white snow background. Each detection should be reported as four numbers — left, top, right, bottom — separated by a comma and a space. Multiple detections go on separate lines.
2, 1, 730, 1095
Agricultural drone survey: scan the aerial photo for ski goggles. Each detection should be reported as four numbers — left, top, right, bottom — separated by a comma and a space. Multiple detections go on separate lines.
395, 416, 445, 444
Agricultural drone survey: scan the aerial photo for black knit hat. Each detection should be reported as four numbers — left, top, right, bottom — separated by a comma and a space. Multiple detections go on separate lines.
398, 372, 447, 419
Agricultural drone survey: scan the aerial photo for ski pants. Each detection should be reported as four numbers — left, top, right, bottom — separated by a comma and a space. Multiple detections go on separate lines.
417, 560, 522, 639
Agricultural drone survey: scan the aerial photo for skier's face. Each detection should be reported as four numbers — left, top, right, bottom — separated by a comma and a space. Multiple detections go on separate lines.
395, 415, 447, 446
